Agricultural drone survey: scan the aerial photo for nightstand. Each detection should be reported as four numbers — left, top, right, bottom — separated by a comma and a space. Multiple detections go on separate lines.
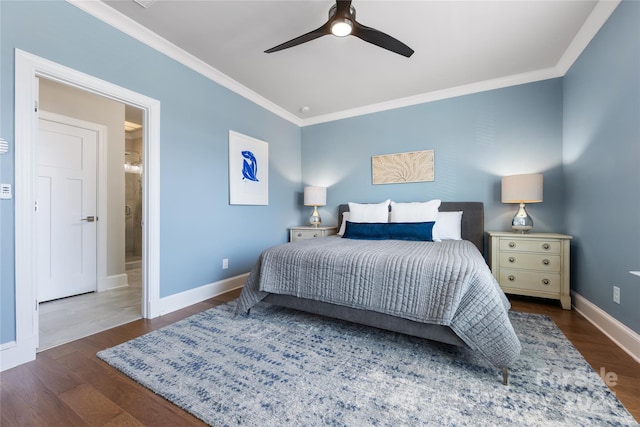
289, 226, 338, 242
488, 231, 573, 310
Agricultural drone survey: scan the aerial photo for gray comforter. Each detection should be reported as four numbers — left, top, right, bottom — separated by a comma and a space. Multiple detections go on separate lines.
236, 236, 521, 367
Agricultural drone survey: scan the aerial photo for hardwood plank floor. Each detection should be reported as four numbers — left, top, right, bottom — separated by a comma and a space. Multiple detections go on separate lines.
2, 290, 638, 426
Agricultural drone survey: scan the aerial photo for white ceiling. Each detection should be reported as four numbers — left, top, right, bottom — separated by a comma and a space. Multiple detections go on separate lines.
90, 0, 616, 125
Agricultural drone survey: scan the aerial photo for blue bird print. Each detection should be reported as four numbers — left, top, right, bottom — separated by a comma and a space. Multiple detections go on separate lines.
241, 150, 259, 182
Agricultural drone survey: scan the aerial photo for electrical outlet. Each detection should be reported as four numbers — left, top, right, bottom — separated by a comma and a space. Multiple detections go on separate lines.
613, 286, 620, 304
222, 258, 228, 269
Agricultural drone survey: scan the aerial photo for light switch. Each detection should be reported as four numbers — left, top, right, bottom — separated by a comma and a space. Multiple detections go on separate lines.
0, 184, 12, 200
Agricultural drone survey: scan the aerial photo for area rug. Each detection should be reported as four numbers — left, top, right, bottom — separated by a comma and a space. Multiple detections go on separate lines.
98, 302, 638, 426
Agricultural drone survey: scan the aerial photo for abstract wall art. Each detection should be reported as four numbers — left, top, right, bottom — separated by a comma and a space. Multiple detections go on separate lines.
372, 149, 434, 185
229, 130, 269, 205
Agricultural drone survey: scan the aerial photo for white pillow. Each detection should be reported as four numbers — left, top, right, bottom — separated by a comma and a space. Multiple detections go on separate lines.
432, 211, 463, 241
338, 212, 349, 236
348, 199, 390, 223
390, 199, 441, 223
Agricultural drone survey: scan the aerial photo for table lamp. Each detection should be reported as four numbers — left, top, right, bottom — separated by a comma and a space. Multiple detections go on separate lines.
304, 186, 326, 227
502, 173, 543, 233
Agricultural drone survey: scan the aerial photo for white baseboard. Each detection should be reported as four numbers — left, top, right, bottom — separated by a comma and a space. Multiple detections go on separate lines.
158, 273, 248, 316
572, 292, 640, 363
98, 273, 129, 292
1, 336, 36, 372
1, 273, 247, 372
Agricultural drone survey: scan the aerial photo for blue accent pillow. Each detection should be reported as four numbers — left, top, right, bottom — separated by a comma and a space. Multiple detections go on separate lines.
342, 221, 435, 241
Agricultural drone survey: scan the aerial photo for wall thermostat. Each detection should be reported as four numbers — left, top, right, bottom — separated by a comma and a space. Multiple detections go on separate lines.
0, 184, 12, 200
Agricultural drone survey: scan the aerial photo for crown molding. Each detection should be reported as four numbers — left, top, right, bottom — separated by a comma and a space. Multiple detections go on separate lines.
66, 0, 303, 126
300, 0, 620, 127
68, 0, 618, 129
300, 67, 562, 127
555, 0, 620, 75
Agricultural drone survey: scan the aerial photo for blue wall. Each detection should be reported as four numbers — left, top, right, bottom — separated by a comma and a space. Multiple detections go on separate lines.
302, 1, 639, 335
563, 0, 640, 333
2, 0, 638, 347
302, 80, 566, 235
0, 1, 301, 343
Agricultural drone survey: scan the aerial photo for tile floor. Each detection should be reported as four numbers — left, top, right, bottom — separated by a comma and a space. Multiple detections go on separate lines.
38, 268, 142, 351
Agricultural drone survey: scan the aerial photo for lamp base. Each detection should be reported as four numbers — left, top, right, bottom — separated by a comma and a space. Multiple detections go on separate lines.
309, 206, 321, 228
511, 202, 533, 234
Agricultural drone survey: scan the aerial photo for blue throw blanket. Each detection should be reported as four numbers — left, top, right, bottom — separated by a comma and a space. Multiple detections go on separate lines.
236, 237, 521, 367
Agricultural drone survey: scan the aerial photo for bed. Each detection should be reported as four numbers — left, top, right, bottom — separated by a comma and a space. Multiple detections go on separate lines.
236, 202, 521, 384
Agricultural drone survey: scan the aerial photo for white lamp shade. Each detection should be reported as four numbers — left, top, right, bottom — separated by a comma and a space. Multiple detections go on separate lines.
502, 174, 543, 203
304, 186, 326, 206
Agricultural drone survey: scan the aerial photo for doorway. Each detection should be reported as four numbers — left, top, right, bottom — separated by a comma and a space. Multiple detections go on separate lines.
36, 79, 146, 350
9, 49, 161, 368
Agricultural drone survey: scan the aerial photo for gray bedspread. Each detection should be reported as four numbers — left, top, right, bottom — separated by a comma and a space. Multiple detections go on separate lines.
236, 236, 521, 367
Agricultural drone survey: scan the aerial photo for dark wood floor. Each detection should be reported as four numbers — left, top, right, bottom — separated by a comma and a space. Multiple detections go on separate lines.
2, 290, 638, 426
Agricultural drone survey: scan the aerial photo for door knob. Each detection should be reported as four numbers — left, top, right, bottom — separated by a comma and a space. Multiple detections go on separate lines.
81, 216, 96, 222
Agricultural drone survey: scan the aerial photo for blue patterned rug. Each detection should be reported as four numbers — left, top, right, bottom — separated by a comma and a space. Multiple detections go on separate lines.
98, 302, 638, 426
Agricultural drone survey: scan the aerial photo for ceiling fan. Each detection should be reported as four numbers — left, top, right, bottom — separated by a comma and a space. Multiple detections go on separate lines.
264, 0, 414, 58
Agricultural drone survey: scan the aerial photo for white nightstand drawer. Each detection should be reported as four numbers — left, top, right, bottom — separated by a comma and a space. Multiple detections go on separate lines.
289, 226, 338, 242
499, 239, 560, 254
293, 229, 325, 240
498, 252, 560, 272
499, 269, 561, 293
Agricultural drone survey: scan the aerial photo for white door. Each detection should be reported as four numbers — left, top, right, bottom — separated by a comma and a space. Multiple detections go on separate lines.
37, 116, 98, 302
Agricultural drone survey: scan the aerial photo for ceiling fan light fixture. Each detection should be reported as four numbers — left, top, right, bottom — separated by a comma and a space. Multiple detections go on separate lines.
264, 1, 413, 57
331, 19, 352, 37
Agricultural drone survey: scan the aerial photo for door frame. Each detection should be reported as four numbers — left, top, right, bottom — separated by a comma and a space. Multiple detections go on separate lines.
37, 111, 106, 309
10, 49, 162, 368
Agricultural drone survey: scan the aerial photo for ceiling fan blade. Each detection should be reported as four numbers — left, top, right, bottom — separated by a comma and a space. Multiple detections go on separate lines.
352, 21, 414, 58
265, 22, 332, 53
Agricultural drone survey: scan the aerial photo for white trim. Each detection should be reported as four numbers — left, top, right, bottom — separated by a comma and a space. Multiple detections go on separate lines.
572, 292, 640, 363
0, 338, 35, 372
555, 0, 621, 75
66, 0, 618, 128
98, 273, 129, 292
158, 273, 248, 316
38, 111, 108, 302
142, 95, 162, 319
66, 0, 302, 127
304, 0, 619, 127
5, 49, 161, 372
301, 67, 561, 126
0, 341, 16, 351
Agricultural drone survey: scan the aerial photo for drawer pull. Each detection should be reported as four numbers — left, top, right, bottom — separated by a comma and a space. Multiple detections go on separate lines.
313, 234, 318, 238
508, 275, 516, 282
297, 233, 302, 237
542, 278, 550, 286
508, 257, 515, 263
542, 259, 550, 266
508, 242, 516, 248
542, 243, 551, 250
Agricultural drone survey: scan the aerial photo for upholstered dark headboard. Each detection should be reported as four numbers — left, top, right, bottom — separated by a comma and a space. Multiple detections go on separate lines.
337, 202, 485, 255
